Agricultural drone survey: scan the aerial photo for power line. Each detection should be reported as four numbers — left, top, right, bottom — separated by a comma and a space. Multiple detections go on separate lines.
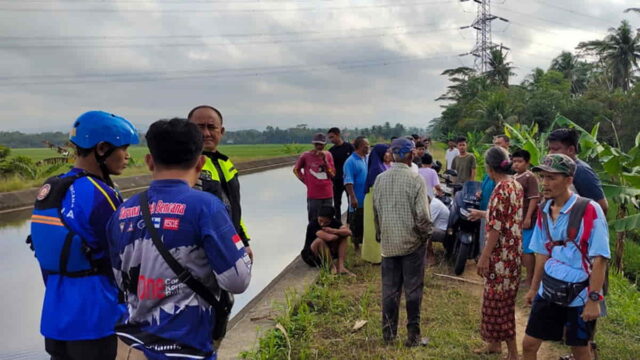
0, 22, 438, 40
494, 5, 604, 33
0, 0, 453, 13
0, 53, 458, 86
0, 27, 459, 49
532, 0, 614, 25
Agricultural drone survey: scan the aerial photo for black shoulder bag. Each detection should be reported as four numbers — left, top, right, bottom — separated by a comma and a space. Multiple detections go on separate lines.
139, 190, 234, 341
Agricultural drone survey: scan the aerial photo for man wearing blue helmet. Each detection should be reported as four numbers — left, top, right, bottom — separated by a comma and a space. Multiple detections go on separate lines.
29, 110, 139, 360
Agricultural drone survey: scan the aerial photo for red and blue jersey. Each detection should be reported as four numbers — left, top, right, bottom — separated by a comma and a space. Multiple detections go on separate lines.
107, 179, 251, 360
35, 168, 125, 340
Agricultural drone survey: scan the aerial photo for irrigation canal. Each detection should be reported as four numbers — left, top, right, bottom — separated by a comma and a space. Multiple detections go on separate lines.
0, 166, 311, 360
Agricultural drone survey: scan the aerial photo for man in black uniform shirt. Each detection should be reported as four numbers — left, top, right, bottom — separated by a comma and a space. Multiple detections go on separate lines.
327, 127, 354, 219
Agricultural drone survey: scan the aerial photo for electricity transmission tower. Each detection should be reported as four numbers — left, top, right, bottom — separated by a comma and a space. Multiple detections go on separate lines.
459, 0, 509, 73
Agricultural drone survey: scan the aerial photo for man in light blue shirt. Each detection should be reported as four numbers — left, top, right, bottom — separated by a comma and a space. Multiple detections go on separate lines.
344, 136, 369, 249
522, 154, 610, 360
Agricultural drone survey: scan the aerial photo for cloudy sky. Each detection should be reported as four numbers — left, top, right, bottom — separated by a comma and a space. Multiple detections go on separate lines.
0, 0, 635, 133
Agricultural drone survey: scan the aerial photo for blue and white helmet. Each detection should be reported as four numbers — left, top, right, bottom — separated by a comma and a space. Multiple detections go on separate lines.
70, 110, 139, 149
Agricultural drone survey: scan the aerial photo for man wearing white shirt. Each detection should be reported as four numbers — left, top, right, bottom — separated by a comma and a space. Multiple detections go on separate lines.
430, 196, 450, 234
445, 139, 460, 170
426, 196, 450, 266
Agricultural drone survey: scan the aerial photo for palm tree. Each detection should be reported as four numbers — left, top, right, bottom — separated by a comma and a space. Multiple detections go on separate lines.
436, 66, 477, 101
485, 45, 515, 88
577, 20, 640, 91
549, 51, 591, 95
521, 67, 545, 91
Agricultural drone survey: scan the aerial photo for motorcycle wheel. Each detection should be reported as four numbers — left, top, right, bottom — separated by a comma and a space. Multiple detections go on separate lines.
454, 242, 471, 276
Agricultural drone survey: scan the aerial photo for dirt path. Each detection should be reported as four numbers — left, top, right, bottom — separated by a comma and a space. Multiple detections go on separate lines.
452, 260, 564, 360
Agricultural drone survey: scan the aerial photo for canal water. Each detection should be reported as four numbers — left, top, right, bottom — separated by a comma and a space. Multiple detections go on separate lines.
0, 166, 318, 360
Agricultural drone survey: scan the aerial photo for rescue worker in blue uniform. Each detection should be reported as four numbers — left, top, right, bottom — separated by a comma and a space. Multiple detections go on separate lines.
29, 111, 139, 360
188, 105, 253, 262
107, 118, 251, 360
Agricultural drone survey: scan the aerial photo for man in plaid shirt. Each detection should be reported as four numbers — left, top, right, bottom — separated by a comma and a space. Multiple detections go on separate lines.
373, 137, 432, 347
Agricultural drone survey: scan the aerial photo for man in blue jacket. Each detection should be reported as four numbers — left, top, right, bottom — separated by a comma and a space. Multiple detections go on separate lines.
30, 111, 139, 360
107, 118, 251, 360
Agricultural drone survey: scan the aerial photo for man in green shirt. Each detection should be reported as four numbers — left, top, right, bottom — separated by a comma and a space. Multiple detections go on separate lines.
452, 136, 477, 184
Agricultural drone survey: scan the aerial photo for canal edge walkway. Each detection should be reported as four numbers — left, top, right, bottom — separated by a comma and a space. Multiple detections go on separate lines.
0, 155, 299, 213
218, 256, 319, 359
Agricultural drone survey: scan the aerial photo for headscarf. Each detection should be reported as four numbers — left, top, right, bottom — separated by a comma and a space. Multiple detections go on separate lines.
365, 144, 390, 192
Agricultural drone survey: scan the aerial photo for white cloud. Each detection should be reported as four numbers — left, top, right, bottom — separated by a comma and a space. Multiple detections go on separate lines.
0, 0, 634, 133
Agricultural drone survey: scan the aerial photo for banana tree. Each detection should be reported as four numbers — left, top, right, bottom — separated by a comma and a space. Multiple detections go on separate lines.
505, 114, 640, 270
553, 115, 640, 270
503, 122, 546, 165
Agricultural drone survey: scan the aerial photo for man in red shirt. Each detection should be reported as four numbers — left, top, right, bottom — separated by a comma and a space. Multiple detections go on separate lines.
294, 133, 336, 223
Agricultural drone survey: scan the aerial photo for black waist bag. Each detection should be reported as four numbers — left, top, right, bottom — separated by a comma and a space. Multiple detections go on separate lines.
541, 271, 589, 306
139, 191, 233, 342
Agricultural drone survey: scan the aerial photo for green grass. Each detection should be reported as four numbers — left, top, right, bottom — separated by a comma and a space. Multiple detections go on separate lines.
597, 271, 640, 360
242, 253, 489, 360
242, 246, 640, 360
622, 238, 640, 283
1, 144, 310, 192
10, 144, 308, 163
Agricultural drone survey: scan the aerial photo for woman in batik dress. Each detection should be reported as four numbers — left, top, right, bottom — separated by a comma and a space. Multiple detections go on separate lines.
471, 146, 523, 360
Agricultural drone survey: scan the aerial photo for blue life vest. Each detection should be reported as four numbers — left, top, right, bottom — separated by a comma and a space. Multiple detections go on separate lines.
30, 171, 108, 276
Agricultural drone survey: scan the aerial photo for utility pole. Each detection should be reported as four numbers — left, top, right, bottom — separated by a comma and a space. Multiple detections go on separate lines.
459, 0, 509, 73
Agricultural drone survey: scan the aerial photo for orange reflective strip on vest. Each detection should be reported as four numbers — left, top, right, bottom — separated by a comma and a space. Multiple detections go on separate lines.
31, 214, 64, 226
31, 214, 64, 224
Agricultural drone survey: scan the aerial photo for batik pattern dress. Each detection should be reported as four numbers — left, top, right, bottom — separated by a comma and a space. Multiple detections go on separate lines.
481, 178, 523, 342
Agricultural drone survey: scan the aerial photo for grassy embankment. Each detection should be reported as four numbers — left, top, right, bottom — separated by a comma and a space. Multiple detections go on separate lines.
1, 144, 308, 192
242, 144, 640, 360
241, 250, 640, 360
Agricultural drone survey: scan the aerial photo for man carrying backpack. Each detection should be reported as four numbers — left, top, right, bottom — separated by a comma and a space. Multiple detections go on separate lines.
522, 154, 610, 360
30, 111, 139, 360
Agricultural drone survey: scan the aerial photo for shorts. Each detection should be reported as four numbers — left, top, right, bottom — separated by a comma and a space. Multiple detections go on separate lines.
301, 238, 339, 267
522, 228, 534, 254
307, 198, 333, 223
525, 296, 596, 347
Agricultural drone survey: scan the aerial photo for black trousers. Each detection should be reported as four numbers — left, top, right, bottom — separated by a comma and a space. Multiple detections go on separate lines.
45, 335, 117, 360
381, 244, 427, 340
347, 208, 364, 245
332, 180, 345, 219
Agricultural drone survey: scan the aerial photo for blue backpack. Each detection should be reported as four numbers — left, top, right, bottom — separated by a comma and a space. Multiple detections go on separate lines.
28, 172, 109, 276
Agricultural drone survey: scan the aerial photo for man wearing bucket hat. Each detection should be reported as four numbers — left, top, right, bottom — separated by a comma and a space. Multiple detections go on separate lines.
522, 154, 610, 360
373, 138, 431, 347
294, 133, 336, 223
29, 111, 139, 360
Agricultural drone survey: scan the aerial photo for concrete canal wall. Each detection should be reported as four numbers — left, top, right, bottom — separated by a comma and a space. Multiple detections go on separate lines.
218, 256, 319, 359
0, 155, 298, 213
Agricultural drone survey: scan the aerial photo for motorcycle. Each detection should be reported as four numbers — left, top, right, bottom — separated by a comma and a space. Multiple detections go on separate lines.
443, 175, 482, 276
436, 168, 459, 207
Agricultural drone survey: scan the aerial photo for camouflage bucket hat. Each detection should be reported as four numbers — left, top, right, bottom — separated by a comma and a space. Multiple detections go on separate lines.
532, 153, 576, 176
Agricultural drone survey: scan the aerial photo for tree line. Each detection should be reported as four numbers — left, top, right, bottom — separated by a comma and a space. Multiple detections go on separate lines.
429, 13, 640, 151
0, 122, 428, 148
